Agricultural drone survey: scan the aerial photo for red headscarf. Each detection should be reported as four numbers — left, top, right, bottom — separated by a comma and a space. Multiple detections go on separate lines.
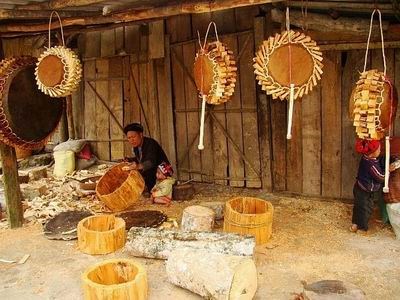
158, 162, 173, 177
355, 139, 380, 155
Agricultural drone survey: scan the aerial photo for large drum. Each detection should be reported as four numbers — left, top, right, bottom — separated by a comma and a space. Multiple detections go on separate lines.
0, 56, 64, 149
350, 70, 398, 140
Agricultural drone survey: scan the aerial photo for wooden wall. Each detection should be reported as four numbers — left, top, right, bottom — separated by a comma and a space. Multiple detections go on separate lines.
2, 6, 400, 200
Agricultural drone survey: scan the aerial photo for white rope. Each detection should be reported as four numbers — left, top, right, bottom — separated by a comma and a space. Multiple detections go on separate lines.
363, 9, 386, 75
202, 21, 219, 49
48, 11, 65, 49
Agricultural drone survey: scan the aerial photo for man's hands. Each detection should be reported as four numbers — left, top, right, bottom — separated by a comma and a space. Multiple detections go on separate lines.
122, 162, 138, 171
122, 162, 143, 171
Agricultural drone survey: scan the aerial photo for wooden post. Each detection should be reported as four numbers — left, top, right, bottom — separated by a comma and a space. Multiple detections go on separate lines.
0, 144, 23, 228
254, 13, 273, 191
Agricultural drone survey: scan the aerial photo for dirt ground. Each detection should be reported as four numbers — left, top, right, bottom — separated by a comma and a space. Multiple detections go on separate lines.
0, 183, 399, 300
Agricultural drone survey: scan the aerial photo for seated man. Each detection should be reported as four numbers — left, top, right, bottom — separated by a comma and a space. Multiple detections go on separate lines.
122, 123, 170, 191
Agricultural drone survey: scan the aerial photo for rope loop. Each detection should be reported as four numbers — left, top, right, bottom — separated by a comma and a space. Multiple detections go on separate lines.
48, 11, 65, 49
363, 9, 386, 75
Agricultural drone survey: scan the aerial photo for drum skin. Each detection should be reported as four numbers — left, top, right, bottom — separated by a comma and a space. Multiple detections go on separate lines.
0, 56, 64, 149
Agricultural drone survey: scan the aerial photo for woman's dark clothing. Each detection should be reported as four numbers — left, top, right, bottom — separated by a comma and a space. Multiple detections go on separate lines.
352, 155, 385, 230
131, 137, 169, 190
352, 184, 383, 230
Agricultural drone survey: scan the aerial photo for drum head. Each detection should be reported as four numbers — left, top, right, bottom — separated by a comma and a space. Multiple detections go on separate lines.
268, 44, 314, 87
3, 64, 64, 142
37, 55, 64, 87
193, 54, 215, 96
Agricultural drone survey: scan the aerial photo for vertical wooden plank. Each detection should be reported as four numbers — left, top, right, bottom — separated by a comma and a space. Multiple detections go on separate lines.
147, 60, 161, 142
166, 15, 192, 44
183, 42, 202, 181
122, 56, 131, 156
302, 86, 322, 196
395, 49, 400, 136
84, 31, 100, 58
254, 15, 273, 191
211, 9, 236, 35
271, 100, 287, 191
95, 59, 110, 160
71, 84, 83, 139
109, 57, 124, 161
125, 25, 140, 54
235, 6, 259, 31
321, 51, 342, 198
101, 29, 115, 57
156, 35, 177, 170
172, 45, 189, 181
139, 62, 149, 135
191, 13, 212, 38
84, 60, 97, 154
239, 32, 261, 188
115, 26, 124, 54
286, 100, 302, 194
342, 50, 366, 198
223, 35, 244, 187
149, 20, 165, 59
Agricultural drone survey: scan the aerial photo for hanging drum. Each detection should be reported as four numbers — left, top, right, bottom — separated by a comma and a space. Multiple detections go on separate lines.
0, 56, 64, 150
253, 8, 323, 140
35, 11, 82, 98
193, 22, 237, 150
350, 69, 397, 140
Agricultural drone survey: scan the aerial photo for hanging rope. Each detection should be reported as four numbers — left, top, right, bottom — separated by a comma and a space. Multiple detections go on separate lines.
363, 9, 386, 75
48, 11, 65, 49
197, 21, 220, 150
286, 7, 295, 140
363, 9, 391, 192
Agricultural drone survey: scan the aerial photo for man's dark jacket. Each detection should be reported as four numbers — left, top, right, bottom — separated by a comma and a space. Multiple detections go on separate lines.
131, 136, 169, 190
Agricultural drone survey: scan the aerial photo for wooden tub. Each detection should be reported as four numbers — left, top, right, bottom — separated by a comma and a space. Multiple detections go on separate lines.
223, 197, 273, 245
77, 215, 126, 255
82, 258, 148, 300
96, 163, 145, 212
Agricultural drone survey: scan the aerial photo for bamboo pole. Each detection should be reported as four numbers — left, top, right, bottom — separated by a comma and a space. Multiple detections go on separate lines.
0, 144, 23, 228
1, 0, 282, 33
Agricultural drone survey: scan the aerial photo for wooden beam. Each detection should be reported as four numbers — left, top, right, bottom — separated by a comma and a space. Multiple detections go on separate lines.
271, 8, 389, 35
320, 41, 400, 51
1, 0, 282, 33
0, 9, 97, 19
0, 144, 23, 228
17, 0, 106, 10
288, 1, 394, 13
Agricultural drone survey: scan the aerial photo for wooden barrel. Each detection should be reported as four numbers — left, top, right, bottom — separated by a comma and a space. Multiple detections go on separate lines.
0, 56, 64, 150
82, 258, 148, 300
77, 215, 126, 255
223, 197, 273, 245
96, 163, 145, 212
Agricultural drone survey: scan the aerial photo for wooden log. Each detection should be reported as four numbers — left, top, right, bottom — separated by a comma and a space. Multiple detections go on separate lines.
18, 0, 106, 10
181, 205, 215, 232
82, 258, 148, 300
77, 215, 126, 255
126, 227, 255, 259
271, 9, 389, 35
166, 248, 257, 300
199, 201, 225, 220
4, 0, 282, 33
0, 144, 23, 228
0, 9, 97, 19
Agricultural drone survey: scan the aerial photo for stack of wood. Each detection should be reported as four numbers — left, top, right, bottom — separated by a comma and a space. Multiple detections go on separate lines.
352, 69, 390, 140
253, 30, 323, 100
193, 41, 237, 104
